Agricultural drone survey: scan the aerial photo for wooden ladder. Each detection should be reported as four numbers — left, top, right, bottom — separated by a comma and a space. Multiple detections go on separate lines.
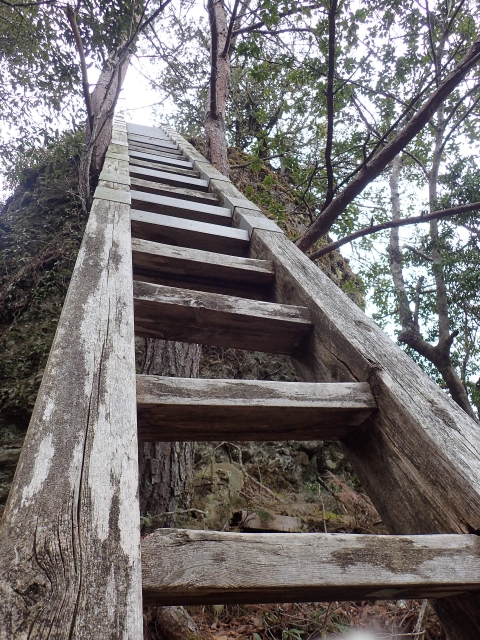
1, 114, 480, 639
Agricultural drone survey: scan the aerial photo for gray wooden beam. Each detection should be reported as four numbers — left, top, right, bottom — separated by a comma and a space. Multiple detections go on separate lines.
142, 529, 480, 605
131, 209, 250, 256
0, 117, 142, 638
129, 156, 200, 178
133, 281, 312, 354
129, 149, 193, 169
130, 190, 232, 226
130, 176, 217, 204
136, 376, 376, 441
129, 164, 209, 191
132, 238, 274, 298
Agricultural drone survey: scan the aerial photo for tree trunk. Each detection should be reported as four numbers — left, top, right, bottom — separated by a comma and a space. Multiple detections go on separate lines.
79, 49, 132, 214
139, 339, 200, 531
205, 0, 231, 176
139, 339, 202, 640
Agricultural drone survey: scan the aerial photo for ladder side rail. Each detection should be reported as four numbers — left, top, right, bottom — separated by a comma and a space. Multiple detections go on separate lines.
0, 116, 142, 639
166, 126, 480, 639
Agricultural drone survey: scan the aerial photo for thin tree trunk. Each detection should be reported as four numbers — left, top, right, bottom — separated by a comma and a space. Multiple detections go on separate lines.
387, 145, 476, 419
78, 49, 132, 214
205, 0, 231, 176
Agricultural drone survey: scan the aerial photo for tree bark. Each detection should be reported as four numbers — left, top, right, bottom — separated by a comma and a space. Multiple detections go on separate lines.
139, 338, 200, 530
139, 339, 202, 640
205, 0, 231, 176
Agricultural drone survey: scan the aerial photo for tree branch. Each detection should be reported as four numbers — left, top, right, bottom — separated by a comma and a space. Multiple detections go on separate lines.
222, 0, 241, 57
66, 4, 94, 131
309, 201, 480, 260
296, 34, 480, 253
402, 244, 433, 262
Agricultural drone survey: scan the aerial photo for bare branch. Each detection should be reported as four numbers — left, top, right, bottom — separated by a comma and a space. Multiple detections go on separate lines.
309, 201, 480, 260
232, 2, 321, 37
324, 0, 338, 210
402, 244, 433, 262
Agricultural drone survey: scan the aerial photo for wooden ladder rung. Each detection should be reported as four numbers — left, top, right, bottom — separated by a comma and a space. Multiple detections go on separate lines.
131, 238, 274, 298
131, 209, 250, 256
136, 376, 376, 441
130, 164, 209, 191
131, 190, 232, 226
133, 281, 312, 353
129, 149, 193, 170
129, 143, 183, 160
142, 529, 480, 606
130, 156, 200, 178
126, 122, 172, 140
131, 176, 218, 204
128, 133, 180, 152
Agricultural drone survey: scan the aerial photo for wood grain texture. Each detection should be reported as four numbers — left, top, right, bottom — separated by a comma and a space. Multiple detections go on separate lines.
129, 149, 193, 169
129, 164, 209, 191
130, 209, 250, 256
130, 190, 232, 226
0, 176, 142, 636
131, 238, 274, 298
142, 529, 480, 605
136, 376, 376, 441
133, 281, 312, 354
130, 176, 217, 204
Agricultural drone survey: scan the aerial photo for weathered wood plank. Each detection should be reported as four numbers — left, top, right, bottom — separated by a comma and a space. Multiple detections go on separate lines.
128, 143, 183, 160
129, 156, 201, 178
129, 164, 209, 191
129, 149, 193, 169
131, 209, 250, 256
133, 281, 312, 354
131, 238, 274, 298
127, 134, 180, 151
168, 128, 480, 637
136, 376, 376, 441
142, 529, 480, 605
130, 176, 217, 204
126, 122, 171, 140
130, 190, 232, 226
0, 168, 142, 635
